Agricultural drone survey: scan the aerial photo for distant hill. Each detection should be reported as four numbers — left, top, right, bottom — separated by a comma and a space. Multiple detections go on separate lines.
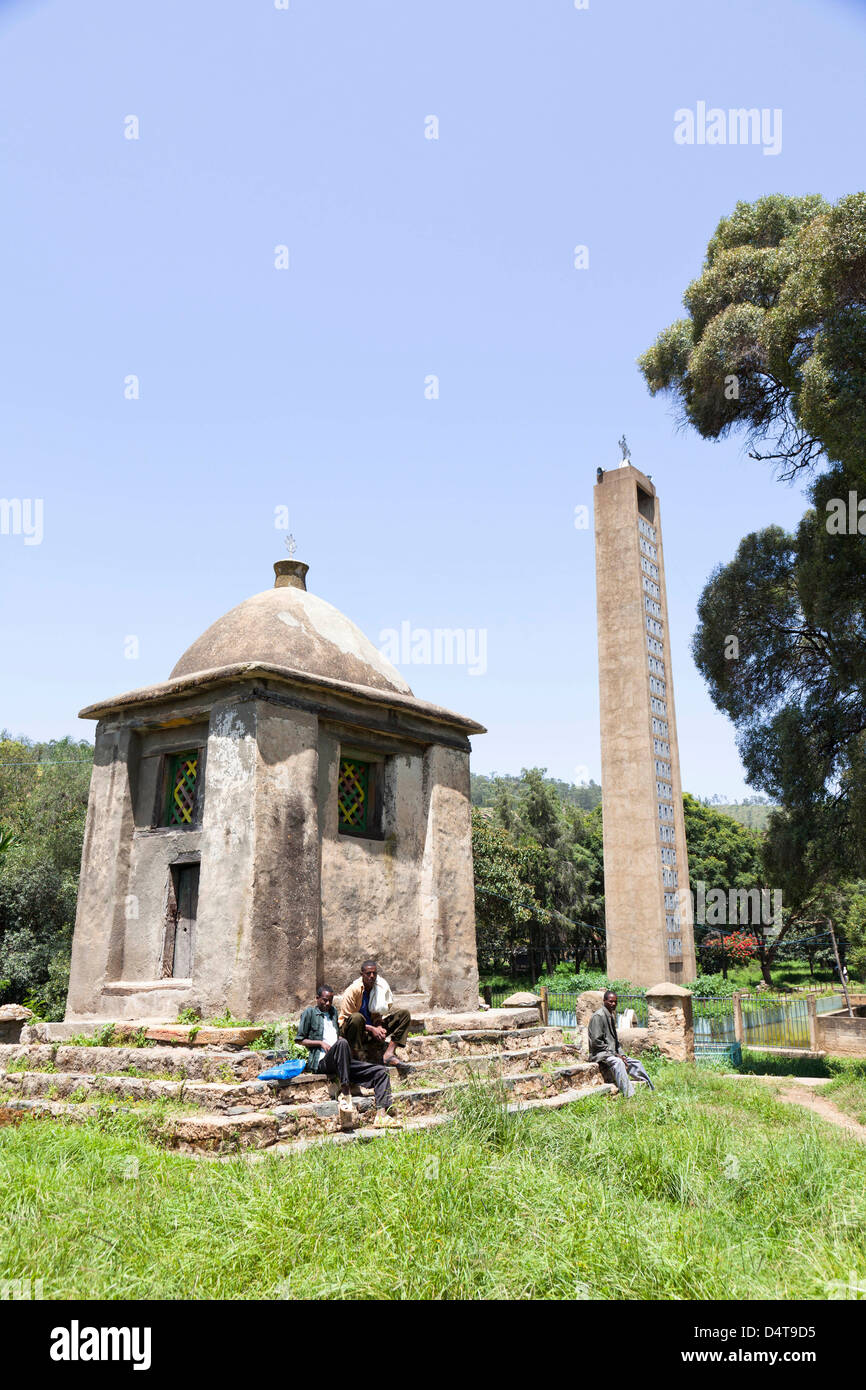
470, 772, 602, 812
710, 802, 775, 831
471, 774, 774, 831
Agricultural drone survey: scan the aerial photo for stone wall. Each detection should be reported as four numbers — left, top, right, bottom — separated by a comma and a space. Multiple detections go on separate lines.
318, 734, 425, 996
66, 691, 481, 1022
816, 1011, 866, 1057
419, 744, 479, 1010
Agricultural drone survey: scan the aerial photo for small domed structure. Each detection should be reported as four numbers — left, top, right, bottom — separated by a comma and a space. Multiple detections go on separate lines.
170, 560, 412, 697
66, 558, 485, 1025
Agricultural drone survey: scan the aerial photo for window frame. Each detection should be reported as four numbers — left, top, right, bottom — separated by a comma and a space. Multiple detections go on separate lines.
156, 747, 204, 830
337, 748, 386, 840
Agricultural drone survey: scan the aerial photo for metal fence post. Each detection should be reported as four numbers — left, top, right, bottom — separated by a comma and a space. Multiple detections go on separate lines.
732, 992, 744, 1045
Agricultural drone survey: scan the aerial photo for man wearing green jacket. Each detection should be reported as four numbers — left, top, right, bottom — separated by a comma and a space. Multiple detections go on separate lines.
296, 985, 401, 1131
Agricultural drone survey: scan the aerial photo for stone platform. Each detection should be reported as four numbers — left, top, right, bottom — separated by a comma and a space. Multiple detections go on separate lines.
0, 1006, 615, 1156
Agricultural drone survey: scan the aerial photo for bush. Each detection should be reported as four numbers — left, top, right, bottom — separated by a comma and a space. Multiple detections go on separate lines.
536, 968, 640, 996
691, 973, 739, 998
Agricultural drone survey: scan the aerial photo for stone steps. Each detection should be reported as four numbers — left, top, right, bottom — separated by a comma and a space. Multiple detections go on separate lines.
0, 1025, 574, 1085
0, 1043, 261, 1083
0, 1048, 591, 1114
159, 1061, 607, 1152
398, 1043, 581, 1084
0, 1038, 584, 1108
0, 1056, 608, 1152
0, 1007, 618, 1157
0, 1080, 616, 1157
404, 1025, 565, 1060
17, 1005, 538, 1047
410, 1007, 540, 1034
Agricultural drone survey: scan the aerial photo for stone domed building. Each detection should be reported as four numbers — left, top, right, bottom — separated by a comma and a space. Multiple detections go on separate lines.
65, 559, 485, 1022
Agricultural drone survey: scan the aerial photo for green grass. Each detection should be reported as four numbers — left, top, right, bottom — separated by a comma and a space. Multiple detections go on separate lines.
736, 1049, 866, 1128
823, 1078, 866, 1126
725, 959, 862, 992
1, 1063, 865, 1299
739, 1049, 866, 1080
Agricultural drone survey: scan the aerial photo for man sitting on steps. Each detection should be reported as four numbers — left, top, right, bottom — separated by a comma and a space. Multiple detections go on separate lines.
587, 989, 655, 1099
338, 960, 411, 1067
295, 985, 401, 1131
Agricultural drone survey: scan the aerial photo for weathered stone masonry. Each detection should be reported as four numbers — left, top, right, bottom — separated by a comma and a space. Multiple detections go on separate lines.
65, 560, 485, 1023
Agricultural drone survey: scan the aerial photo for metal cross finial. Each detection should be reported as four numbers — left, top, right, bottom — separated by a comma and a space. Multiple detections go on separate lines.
618, 435, 631, 462
285, 533, 297, 559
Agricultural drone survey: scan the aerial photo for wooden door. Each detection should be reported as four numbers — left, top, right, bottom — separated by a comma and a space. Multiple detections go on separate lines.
167, 863, 199, 979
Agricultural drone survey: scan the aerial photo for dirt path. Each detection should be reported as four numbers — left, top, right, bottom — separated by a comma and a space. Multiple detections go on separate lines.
776, 1085, 866, 1141
725, 1073, 866, 1141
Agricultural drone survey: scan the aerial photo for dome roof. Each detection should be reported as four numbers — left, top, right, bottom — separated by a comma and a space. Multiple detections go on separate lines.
169, 562, 413, 697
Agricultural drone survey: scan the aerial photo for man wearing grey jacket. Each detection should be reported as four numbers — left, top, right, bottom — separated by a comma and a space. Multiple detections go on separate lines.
588, 989, 655, 1098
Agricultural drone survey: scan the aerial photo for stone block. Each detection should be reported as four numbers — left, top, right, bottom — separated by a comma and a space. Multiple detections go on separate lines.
646, 982, 693, 1061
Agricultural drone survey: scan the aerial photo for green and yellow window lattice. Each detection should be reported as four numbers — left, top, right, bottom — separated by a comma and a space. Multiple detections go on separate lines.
166, 752, 198, 826
338, 758, 369, 832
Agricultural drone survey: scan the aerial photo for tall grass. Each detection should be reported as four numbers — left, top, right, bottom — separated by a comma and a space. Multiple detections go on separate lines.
1, 1066, 864, 1300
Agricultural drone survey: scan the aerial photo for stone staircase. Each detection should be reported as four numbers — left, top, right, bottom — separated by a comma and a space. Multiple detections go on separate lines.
0, 1008, 615, 1156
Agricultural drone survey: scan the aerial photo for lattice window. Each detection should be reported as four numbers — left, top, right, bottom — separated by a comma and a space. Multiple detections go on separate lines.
338, 758, 370, 833
165, 751, 199, 827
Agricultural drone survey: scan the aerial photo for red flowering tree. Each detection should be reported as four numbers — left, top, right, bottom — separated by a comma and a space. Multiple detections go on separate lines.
700, 930, 758, 978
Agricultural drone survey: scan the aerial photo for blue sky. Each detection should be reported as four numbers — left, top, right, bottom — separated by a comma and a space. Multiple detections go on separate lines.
1, 0, 864, 797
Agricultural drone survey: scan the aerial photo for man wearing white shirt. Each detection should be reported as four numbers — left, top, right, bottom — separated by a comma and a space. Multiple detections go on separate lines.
338, 959, 411, 1066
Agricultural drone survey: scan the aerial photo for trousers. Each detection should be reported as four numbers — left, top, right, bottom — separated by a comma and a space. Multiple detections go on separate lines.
597, 1052, 655, 1099
322, 1037, 393, 1111
341, 1007, 411, 1058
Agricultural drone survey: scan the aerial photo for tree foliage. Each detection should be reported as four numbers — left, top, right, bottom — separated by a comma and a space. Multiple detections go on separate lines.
692, 505, 866, 886
472, 769, 605, 976
641, 192, 866, 895
639, 192, 866, 482
471, 770, 602, 812
683, 793, 765, 898
0, 734, 93, 1017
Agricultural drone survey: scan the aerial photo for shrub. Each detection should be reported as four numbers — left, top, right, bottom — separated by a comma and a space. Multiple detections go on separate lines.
691, 973, 739, 998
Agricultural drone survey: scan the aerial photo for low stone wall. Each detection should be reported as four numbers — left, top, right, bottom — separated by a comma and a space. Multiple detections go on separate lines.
816, 1011, 866, 1057
0, 1006, 32, 1045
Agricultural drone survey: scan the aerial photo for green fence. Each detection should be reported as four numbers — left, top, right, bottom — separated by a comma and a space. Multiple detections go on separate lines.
484, 985, 842, 1053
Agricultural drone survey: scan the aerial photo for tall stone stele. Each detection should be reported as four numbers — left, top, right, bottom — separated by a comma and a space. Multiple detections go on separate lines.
65, 559, 485, 1023
594, 460, 696, 985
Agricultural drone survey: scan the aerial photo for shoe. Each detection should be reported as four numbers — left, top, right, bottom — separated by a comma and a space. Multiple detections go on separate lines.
371, 1111, 402, 1130
337, 1094, 354, 1132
